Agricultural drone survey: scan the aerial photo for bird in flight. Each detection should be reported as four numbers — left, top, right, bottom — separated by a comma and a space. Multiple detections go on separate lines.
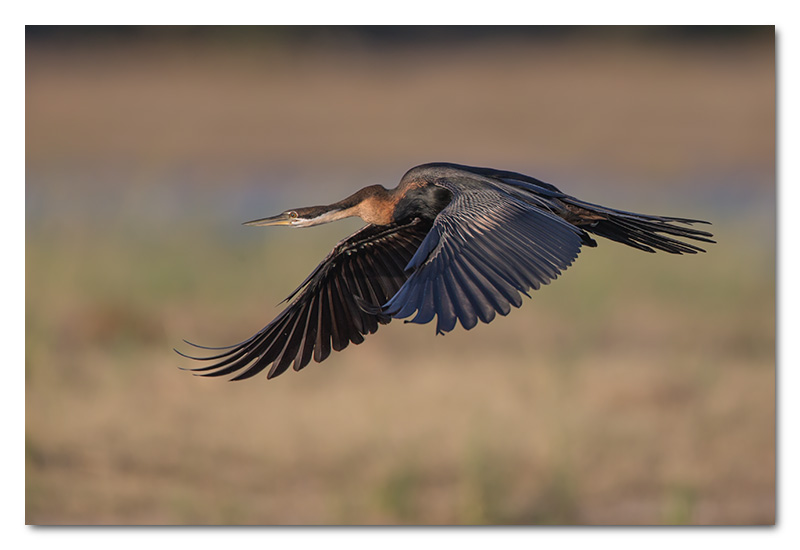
177, 162, 714, 381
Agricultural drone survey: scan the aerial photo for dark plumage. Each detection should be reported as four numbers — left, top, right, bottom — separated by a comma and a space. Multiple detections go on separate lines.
177, 162, 714, 381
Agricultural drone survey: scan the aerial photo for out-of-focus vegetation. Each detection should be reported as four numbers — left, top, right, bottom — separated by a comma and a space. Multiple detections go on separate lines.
26, 26, 774, 525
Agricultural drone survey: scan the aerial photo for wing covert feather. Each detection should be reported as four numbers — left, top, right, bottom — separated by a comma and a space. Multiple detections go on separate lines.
382, 180, 588, 333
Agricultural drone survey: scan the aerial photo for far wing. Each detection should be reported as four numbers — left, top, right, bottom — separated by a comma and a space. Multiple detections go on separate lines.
178, 218, 431, 380
381, 178, 589, 334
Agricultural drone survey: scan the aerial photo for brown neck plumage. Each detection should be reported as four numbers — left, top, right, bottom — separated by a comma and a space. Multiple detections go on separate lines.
326, 185, 400, 225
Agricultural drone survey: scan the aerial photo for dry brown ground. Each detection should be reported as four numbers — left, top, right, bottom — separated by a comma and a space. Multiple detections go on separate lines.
26, 30, 775, 525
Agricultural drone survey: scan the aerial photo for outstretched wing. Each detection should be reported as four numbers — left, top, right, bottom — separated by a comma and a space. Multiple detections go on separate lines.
381, 177, 591, 334
178, 218, 431, 380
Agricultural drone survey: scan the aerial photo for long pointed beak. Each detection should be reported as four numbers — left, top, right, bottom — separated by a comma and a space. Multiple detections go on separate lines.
243, 213, 293, 227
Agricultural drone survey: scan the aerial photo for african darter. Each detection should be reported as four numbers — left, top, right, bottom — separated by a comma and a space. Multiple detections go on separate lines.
177, 163, 714, 381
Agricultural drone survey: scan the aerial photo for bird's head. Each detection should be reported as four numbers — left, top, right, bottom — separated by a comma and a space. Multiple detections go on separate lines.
243, 205, 346, 229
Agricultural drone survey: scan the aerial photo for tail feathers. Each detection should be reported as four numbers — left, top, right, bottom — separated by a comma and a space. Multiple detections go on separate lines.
565, 199, 715, 254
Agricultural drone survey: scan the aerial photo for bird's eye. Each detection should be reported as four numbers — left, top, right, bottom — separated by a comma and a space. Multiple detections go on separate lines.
288, 211, 298, 219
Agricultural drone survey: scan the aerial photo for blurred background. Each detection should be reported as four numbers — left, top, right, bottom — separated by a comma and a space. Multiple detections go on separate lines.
25, 26, 775, 525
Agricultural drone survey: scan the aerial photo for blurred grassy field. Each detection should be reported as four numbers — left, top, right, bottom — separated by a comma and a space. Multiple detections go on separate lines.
25, 27, 775, 525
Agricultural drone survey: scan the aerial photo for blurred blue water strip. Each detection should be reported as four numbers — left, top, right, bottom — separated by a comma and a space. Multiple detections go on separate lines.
26, 166, 775, 242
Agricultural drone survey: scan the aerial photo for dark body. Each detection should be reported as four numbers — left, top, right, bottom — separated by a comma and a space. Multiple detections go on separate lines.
178, 163, 714, 381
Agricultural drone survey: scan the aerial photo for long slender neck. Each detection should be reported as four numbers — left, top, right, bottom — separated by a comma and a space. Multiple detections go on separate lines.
327, 185, 399, 225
